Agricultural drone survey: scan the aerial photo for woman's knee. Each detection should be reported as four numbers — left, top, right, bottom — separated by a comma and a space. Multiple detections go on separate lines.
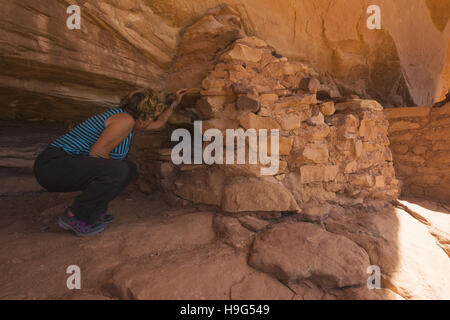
124, 160, 138, 181
103, 161, 130, 184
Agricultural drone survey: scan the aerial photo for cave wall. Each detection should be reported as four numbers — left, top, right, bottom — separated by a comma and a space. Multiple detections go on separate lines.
0, 0, 178, 120
160, 0, 449, 106
385, 103, 450, 202
0, 0, 449, 121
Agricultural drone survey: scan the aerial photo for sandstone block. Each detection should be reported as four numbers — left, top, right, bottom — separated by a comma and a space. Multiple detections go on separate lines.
350, 174, 374, 188
299, 202, 333, 221
354, 140, 363, 158
283, 172, 337, 205
221, 43, 263, 63
236, 36, 270, 48
319, 101, 336, 116
280, 62, 304, 76
412, 145, 427, 155
299, 77, 320, 93
429, 117, 450, 128
359, 118, 385, 140
307, 110, 325, 126
298, 144, 329, 164
432, 140, 450, 152
296, 125, 331, 141
202, 118, 240, 133
221, 178, 299, 212
278, 137, 293, 156
196, 96, 227, 119
250, 136, 293, 156
389, 121, 421, 133
239, 112, 281, 130
394, 154, 426, 165
425, 127, 450, 140
335, 100, 383, 112
174, 170, 225, 206
395, 163, 417, 177
344, 161, 358, 174
384, 106, 431, 119
276, 112, 308, 130
327, 114, 359, 135
391, 144, 409, 155
260, 93, 278, 101
236, 95, 260, 112
299, 165, 338, 183
202, 77, 226, 90
281, 75, 302, 90
427, 151, 450, 166
389, 132, 414, 143
274, 95, 317, 109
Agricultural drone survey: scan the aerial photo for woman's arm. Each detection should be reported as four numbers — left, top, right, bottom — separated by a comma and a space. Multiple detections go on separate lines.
143, 103, 176, 131
89, 113, 135, 158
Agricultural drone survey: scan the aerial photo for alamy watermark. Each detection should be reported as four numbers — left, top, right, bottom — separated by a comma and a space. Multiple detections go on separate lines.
66, 5, 81, 30
66, 265, 81, 290
171, 121, 280, 176
367, 265, 382, 289
64, 4, 379, 32
367, 5, 381, 30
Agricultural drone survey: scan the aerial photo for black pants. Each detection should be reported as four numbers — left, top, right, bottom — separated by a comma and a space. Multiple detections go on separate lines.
33, 146, 138, 224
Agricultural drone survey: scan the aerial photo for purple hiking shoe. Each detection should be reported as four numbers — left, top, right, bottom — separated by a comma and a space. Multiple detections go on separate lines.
97, 213, 114, 225
58, 207, 105, 237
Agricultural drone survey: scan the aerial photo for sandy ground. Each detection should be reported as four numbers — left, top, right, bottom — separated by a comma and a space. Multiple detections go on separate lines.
0, 185, 206, 299
0, 177, 449, 300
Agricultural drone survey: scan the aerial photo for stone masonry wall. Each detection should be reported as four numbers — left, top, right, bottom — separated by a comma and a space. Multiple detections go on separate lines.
385, 104, 450, 202
130, 16, 400, 217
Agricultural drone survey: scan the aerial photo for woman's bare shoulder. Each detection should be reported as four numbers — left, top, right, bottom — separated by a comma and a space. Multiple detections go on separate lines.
105, 112, 135, 128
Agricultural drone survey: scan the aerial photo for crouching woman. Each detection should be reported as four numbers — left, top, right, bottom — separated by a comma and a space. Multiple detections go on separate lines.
34, 89, 185, 237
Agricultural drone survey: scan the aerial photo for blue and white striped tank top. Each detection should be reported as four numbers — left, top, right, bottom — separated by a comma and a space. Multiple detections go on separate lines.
50, 108, 133, 160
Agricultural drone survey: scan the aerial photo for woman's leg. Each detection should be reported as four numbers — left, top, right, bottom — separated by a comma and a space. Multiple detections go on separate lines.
118, 160, 138, 193
34, 147, 134, 224
70, 159, 131, 224
71, 160, 138, 223
34, 147, 84, 193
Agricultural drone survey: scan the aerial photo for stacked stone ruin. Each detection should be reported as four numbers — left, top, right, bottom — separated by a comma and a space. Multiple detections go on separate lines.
385, 104, 450, 202
131, 32, 400, 217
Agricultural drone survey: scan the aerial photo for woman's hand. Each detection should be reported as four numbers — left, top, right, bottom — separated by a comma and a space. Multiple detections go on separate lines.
169, 88, 189, 110
140, 88, 190, 131
140, 106, 174, 131
176, 88, 189, 105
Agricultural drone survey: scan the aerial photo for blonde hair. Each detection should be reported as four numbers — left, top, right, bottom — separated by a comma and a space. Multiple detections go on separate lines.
119, 89, 166, 121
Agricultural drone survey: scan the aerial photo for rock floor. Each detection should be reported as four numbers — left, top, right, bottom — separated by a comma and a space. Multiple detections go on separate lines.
0, 178, 449, 300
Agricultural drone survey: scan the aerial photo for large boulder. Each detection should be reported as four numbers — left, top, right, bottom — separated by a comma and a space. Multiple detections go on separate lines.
248, 221, 371, 288
324, 206, 450, 299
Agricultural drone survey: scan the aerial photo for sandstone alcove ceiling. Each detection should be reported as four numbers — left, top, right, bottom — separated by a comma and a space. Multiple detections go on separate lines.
1, 0, 449, 121
426, 0, 450, 32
